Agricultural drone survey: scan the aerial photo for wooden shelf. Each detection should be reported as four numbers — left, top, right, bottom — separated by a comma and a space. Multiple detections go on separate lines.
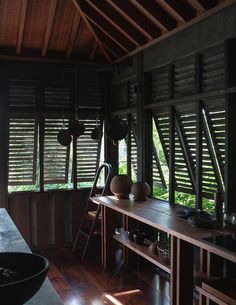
113, 229, 171, 274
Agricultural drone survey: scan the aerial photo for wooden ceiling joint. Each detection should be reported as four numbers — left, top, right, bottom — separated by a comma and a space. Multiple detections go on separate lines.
16, 0, 28, 54
89, 42, 97, 60
86, 0, 140, 47
129, 0, 171, 32
65, 12, 81, 58
161, 0, 197, 21
156, 0, 186, 23
81, 2, 135, 52
42, 0, 58, 56
186, 0, 206, 13
71, 0, 111, 61
196, 0, 219, 10
105, 0, 153, 40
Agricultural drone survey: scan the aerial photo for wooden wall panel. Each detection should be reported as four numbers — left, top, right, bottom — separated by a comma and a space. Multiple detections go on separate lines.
31, 192, 49, 248
8, 194, 31, 245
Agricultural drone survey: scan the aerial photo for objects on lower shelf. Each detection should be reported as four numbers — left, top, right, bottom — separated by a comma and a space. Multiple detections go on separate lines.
149, 240, 170, 264
126, 229, 146, 245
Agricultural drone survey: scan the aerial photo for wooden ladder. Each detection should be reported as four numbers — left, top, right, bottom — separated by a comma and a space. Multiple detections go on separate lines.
72, 163, 113, 260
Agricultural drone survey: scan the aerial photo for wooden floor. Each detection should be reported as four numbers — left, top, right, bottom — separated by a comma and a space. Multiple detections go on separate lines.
38, 247, 170, 305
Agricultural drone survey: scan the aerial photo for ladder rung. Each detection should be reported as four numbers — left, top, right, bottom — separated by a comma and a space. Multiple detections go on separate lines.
79, 230, 89, 238
87, 211, 101, 220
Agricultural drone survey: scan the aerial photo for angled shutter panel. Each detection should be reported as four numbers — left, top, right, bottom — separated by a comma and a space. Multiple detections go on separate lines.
44, 87, 70, 108
152, 66, 169, 102
8, 118, 37, 185
44, 118, 70, 184
8, 81, 36, 107
202, 44, 225, 92
130, 124, 137, 178
174, 56, 196, 97
77, 119, 102, 183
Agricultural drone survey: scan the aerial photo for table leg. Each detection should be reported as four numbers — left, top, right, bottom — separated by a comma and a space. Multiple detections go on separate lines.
171, 236, 194, 305
101, 205, 116, 269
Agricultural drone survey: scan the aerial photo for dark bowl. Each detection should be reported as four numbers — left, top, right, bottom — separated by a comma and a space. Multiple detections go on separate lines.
133, 232, 146, 245
0, 252, 49, 305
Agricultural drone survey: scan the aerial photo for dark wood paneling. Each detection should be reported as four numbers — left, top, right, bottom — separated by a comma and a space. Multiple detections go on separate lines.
8, 194, 31, 244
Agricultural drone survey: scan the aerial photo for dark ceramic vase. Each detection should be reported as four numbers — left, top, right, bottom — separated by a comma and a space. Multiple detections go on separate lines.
110, 174, 132, 199
131, 181, 150, 201
57, 129, 72, 146
68, 120, 85, 137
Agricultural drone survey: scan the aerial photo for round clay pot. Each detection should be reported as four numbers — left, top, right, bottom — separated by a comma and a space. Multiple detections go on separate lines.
131, 181, 150, 201
91, 126, 103, 140
57, 129, 72, 146
110, 174, 132, 199
68, 120, 85, 137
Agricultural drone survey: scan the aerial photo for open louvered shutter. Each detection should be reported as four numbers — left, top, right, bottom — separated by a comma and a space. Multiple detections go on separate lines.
44, 86, 70, 108
8, 118, 37, 185
44, 118, 70, 184
8, 81, 37, 107
77, 119, 102, 183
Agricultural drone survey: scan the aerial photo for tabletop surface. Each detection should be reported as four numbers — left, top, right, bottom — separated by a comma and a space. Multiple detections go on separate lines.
0, 208, 63, 305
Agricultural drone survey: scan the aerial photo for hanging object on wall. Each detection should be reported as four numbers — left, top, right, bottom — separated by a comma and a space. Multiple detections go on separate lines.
57, 67, 72, 146
106, 115, 128, 142
69, 69, 85, 137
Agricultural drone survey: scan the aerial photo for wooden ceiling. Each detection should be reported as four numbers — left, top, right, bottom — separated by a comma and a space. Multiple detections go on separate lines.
0, 0, 234, 63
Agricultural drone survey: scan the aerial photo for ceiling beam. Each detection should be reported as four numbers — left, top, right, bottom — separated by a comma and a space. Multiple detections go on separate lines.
42, 0, 57, 56
66, 12, 81, 58
71, 0, 111, 61
186, 0, 206, 13
106, 0, 153, 40
196, 0, 219, 10
162, 0, 196, 21
81, 2, 135, 52
89, 42, 97, 60
115, 0, 236, 63
156, 0, 186, 23
16, 0, 28, 54
86, 0, 140, 47
85, 15, 129, 53
129, 0, 168, 32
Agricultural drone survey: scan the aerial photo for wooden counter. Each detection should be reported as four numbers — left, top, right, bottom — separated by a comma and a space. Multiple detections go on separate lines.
92, 196, 236, 305
0, 209, 63, 305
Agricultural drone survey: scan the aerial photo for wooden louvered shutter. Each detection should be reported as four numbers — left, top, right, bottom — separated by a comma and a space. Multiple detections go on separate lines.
202, 44, 225, 92
44, 118, 70, 184
44, 87, 70, 108
8, 81, 36, 107
152, 66, 169, 102
8, 118, 38, 185
77, 119, 102, 184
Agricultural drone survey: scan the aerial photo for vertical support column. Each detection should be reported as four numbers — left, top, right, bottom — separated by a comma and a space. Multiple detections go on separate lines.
0, 62, 8, 209
171, 236, 194, 305
136, 52, 144, 181
101, 205, 116, 270
72, 136, 77, 189
39, 116, 45, 192
169, 106, 175, 204
196, 101, 203, 209
225, 38, 236, 213
127, 114, 132, 177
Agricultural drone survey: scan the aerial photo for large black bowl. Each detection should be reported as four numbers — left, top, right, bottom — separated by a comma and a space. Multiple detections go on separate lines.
0, 252, 49, 305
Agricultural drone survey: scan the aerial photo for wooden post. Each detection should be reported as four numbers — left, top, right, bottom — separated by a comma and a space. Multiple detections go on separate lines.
136, 52, 144, 181
196, 101, 203, 209
169, 105, 175, 204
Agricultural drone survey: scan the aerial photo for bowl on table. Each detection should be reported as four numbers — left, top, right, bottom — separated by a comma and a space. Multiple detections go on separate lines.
0, 252, 49, 305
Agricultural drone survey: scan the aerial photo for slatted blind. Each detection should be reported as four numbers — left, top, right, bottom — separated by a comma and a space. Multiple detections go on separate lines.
129, 79, 137, 107
8, 118, 37, 185
174, 56, 196, 97
152, 66, 169, 102
202, 44, 225, 92
44, 118, 70, 184
77, 119, 102, 183
130, 126, 137, 180
78, 82, 103, 108
8, 82, 36, 107
44, 87, 70, 108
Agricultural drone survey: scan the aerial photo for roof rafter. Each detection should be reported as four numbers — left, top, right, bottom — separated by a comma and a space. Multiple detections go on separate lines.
156, 0, 186, 23
129, 0, 168, 32
66, 12, 81, 58
86, 0, 140, 47
89, 42, 97, 60
71, 0, 111, 61
162, 0, 196, 21
106, 0, 153, 40
42, 0, 57, 56
16, 0, 28, 54
186, 0, 206, 13
196, 0, 219, 10
85, 15, 129, 53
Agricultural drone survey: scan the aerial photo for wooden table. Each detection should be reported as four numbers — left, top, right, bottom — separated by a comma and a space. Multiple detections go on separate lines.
92, 196, 236, 305
0, 209, 63, 305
